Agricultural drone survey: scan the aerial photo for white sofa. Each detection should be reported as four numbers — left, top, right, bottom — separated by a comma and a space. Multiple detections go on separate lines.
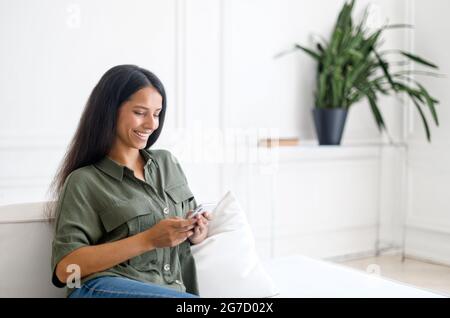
0, 202, 445, 298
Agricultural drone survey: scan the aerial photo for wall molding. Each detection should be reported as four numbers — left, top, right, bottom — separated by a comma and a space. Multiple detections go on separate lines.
405, 226, 450, 266
0, 135, 70, 149
175, 0, 186, 129
407, 216, 450, 235
0, 177, 51, 189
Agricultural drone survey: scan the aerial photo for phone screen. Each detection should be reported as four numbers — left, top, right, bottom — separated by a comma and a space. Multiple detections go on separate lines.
187, 203, 216, 219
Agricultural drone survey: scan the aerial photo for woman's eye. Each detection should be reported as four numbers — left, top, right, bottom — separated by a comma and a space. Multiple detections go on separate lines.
134, 111, 144, 116
154, 114, 160, 118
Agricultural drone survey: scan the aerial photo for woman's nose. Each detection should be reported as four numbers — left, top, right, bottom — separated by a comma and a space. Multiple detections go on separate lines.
144, 115, 158, 130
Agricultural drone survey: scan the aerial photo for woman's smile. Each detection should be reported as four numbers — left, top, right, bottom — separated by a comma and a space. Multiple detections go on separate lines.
133, 129, 152, 141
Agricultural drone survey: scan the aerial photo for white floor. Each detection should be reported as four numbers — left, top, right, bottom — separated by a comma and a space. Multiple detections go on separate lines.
338, 255, 450, 297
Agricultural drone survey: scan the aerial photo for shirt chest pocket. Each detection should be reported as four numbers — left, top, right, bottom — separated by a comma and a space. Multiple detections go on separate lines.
164, 183, 195, 218
99, 200, 162, 271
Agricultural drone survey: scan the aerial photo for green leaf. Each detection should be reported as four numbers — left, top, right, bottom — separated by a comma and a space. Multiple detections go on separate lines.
392, 74, 441, 105
348, 49, 364, 61
361, 29, 382, 54
330, 28, 344, 55
294, 44, 321, 60
366, 93, 386, 131
336, 0, 355, 31
417, 83, 439, 126
353, 83, 386, 131
317, 72, 328, 107
400, 51, 439, 69
409, 93, 431, 142
317, 43, 325, 53
374, 50, 396, 89
371, 78, 389, 95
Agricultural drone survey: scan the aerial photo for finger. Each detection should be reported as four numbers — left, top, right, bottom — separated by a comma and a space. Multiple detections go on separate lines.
180, 225, 196, 232
175, 218, 197, 229
203, 212, 212, 221
176, 221, 196, 231
196, 223, 205, 233
179, 230, 194, 240
201, 217, 210, 226
186, 210, 194, 218
199, 215, 209, 225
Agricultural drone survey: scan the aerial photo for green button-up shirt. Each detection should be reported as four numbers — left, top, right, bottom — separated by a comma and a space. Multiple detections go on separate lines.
51, 148, 199, 297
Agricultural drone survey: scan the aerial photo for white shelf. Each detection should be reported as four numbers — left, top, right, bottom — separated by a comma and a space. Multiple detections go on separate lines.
255, 140, 408, 163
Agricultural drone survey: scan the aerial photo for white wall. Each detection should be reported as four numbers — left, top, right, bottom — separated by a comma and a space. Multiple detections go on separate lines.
0, 0, 419, 262
405, 0, 450, 265
0, 0, 180, 202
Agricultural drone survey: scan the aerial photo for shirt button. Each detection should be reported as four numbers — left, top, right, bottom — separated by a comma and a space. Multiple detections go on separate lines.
164, 264, 170, 272
163, 207, 169, 215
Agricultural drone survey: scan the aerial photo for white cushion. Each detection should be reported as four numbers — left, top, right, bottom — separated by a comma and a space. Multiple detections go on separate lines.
191, 191, 278, 298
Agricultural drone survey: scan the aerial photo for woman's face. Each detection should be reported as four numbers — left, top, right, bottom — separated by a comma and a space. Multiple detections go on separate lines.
114, 86, 163, 150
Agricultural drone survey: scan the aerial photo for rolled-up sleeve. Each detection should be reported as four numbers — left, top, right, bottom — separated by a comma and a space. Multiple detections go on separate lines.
51, 171, 103, 287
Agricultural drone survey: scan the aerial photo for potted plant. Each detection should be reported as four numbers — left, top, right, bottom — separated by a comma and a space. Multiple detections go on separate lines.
276, 0, 440, 145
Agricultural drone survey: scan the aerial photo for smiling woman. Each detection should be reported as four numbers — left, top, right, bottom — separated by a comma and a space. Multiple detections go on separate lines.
117, 87, 162, 147
108, 86, 164, 182
45, 65, 211, 298
47, 65, 167, 192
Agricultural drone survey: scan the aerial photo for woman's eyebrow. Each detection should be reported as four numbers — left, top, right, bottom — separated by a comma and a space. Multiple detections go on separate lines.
133, 105, 162, 111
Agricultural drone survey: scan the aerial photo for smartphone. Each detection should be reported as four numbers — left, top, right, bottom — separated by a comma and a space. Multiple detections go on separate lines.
187, 203, 216, 219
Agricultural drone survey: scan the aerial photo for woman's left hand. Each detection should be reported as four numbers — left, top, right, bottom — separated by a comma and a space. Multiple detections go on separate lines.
187, 211, 212, 245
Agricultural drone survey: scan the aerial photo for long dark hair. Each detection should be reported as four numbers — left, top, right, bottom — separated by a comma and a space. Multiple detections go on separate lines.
45, 65, 166, 220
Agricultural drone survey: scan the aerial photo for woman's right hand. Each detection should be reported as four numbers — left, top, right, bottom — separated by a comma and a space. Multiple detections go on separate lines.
142, 217, 197, 249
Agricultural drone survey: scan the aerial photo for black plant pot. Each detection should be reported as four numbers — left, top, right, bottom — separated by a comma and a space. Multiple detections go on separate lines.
313, 108, 348, 146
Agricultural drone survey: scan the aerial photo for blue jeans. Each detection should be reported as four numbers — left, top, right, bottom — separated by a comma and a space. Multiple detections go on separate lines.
68, 276, 199, 298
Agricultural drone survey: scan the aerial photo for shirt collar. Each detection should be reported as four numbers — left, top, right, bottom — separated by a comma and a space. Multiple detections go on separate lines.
95, 148, 154, 182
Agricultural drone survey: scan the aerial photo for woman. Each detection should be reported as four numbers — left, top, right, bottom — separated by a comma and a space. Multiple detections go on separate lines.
48, 65, 210, 298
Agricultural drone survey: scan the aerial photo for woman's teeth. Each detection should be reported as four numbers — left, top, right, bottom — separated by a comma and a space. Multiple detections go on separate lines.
133, 130, 151, 139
